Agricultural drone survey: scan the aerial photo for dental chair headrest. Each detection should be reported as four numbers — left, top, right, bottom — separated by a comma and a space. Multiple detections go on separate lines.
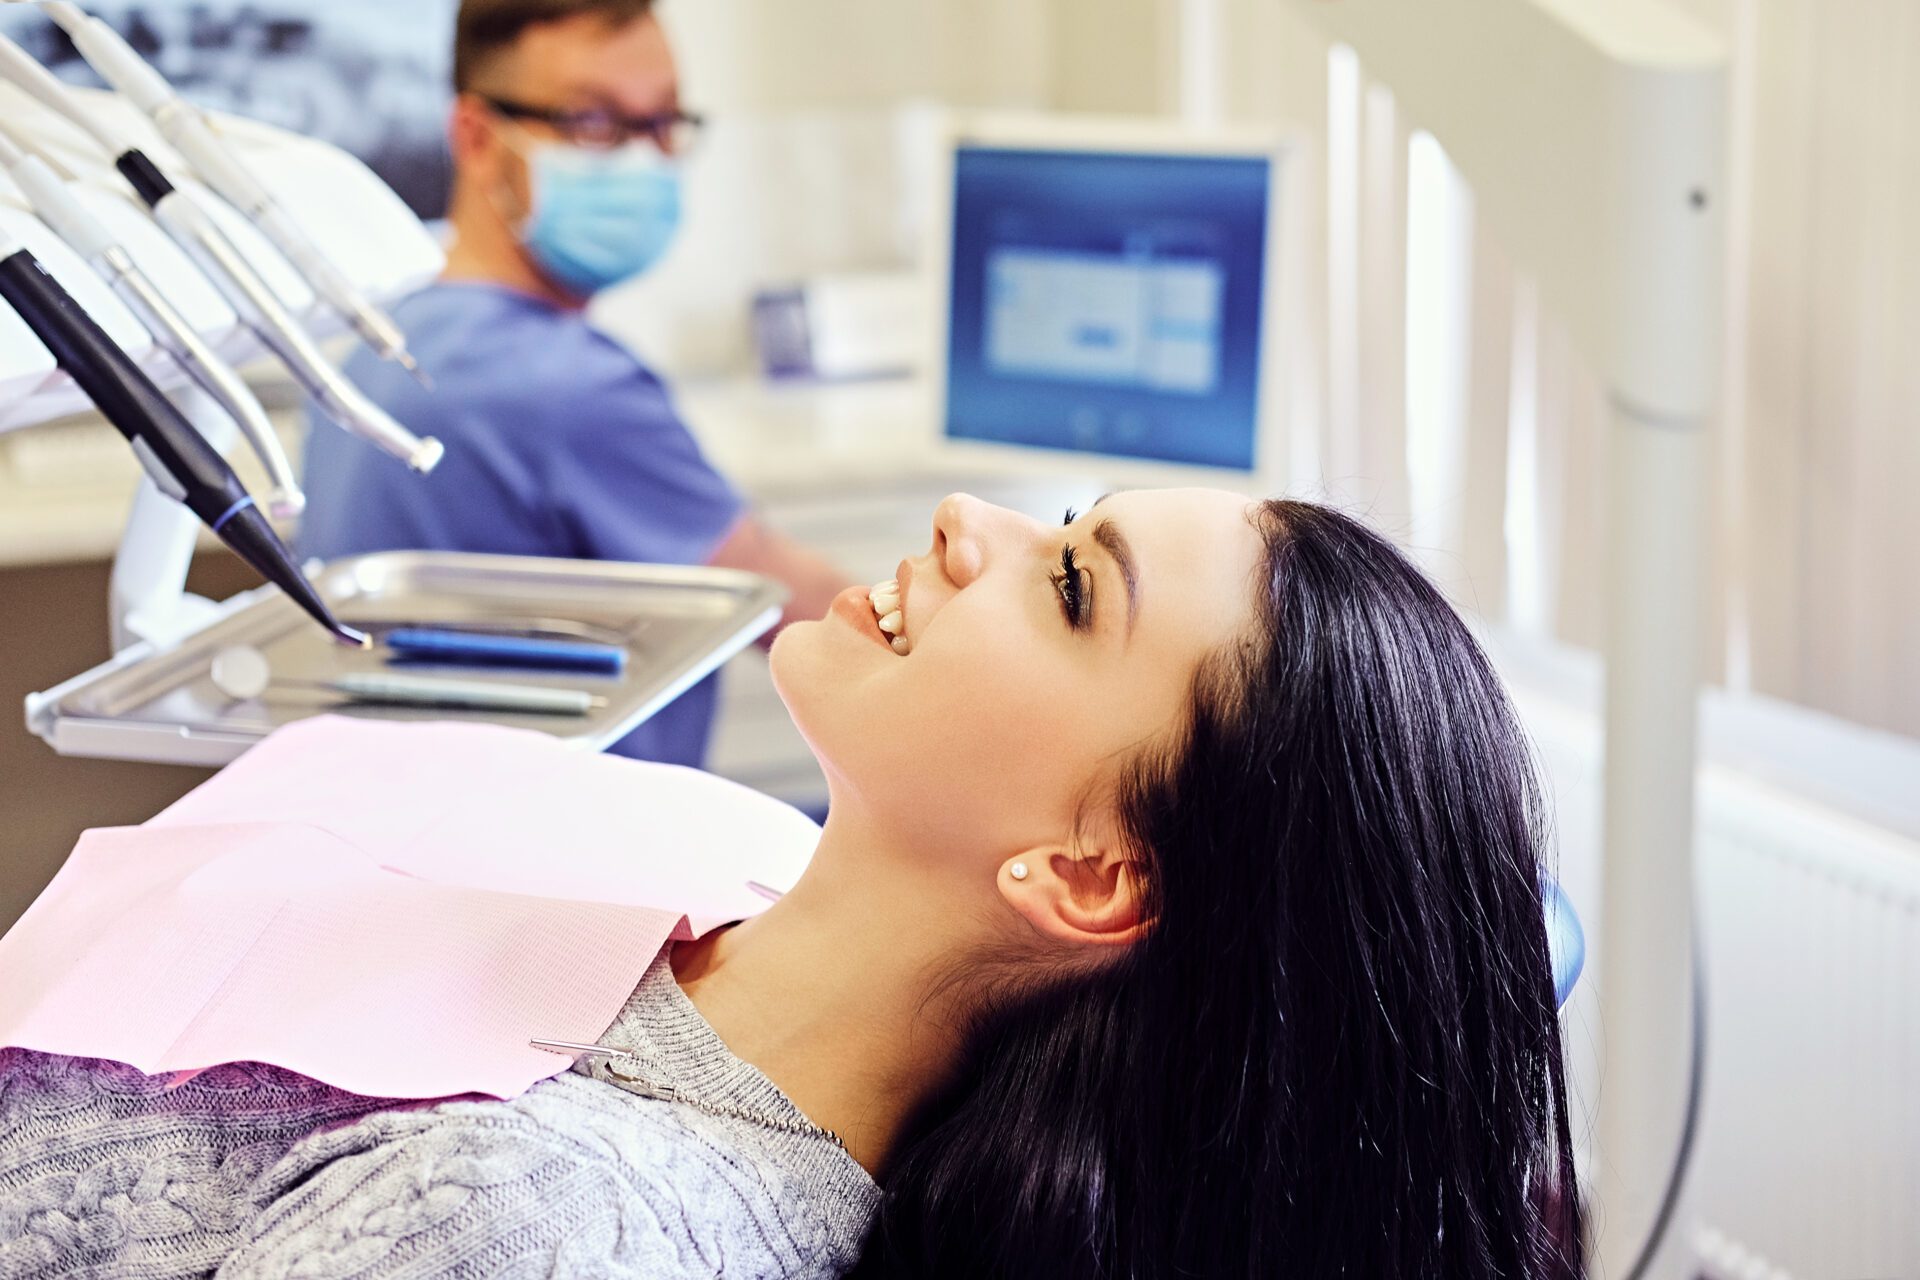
1545, 882, 1584, 1009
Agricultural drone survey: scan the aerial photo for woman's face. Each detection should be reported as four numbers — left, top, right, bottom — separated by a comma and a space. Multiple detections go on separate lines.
771, 488, 1266, 868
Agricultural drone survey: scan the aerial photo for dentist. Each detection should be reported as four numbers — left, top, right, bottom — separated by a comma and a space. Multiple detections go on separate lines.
300, 0, 848, 768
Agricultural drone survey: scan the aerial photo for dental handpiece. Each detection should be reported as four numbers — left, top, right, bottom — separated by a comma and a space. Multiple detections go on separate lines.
125, 164, 446, 474
0, 231, 365, 648
39, 2, 431, 387
0, 32, 444, 474
0, 123, 304, 515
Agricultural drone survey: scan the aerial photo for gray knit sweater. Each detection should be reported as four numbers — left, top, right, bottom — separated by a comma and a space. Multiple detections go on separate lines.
0, 949, 879, 1278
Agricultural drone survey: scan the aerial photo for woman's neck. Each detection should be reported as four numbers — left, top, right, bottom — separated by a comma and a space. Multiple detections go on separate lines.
670, 825, 975, 1174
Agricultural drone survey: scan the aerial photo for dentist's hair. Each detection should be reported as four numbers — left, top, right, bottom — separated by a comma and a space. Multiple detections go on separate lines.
454, 0, 656, 92
853, 500, 1585, 1279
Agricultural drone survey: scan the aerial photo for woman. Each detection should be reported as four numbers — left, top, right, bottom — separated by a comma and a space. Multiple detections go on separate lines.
0, 490, 1581, 1278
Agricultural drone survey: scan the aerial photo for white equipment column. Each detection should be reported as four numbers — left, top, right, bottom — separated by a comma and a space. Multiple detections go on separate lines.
1278, 1, 1726, 1274
108, 381, 240, 650
1173, 0, 1228, 127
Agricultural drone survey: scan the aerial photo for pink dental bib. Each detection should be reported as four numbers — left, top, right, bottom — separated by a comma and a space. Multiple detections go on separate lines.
0, 716, 819, 1100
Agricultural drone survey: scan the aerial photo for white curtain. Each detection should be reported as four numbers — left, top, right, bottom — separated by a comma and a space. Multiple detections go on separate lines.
1191, 0, 1920, 742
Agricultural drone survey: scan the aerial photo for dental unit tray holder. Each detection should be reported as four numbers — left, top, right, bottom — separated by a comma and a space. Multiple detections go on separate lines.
26, 553, 786, 767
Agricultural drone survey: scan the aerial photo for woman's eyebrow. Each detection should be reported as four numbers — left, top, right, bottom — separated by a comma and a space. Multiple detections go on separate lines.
1092, 519, 1139, 634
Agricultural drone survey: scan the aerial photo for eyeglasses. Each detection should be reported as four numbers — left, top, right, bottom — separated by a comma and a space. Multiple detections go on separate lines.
479, 95, 706, 154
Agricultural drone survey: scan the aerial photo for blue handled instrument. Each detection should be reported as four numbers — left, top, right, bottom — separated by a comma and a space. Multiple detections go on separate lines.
382, 628, 627, 675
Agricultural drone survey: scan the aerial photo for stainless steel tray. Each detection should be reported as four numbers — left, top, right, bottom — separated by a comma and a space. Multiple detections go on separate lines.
27, 551, 786, 767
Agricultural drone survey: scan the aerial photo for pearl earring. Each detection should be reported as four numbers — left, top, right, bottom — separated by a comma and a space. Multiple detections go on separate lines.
1010, 862, 1030, 882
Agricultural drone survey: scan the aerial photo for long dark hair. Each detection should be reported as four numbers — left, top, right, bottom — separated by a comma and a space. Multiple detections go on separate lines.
853, 500, 1584, 1278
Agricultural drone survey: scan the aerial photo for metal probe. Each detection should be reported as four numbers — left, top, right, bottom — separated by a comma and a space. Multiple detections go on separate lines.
210, 645, 606, 715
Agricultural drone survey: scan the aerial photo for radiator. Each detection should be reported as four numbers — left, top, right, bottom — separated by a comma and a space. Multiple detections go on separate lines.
1687, 771, 1920, 1280
1505, 643, 1920, 1280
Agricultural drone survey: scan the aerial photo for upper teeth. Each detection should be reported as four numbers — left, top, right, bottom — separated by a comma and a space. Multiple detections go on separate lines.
869, 579, 909, 655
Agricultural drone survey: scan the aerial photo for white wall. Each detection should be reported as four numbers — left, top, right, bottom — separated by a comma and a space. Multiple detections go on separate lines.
659, 0, 1054, 114
1050, 0, 1167, 116
593, 0, 1180, 377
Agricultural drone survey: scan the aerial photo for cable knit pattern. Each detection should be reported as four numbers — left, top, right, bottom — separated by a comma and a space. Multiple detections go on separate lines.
0, 950, 878, 1278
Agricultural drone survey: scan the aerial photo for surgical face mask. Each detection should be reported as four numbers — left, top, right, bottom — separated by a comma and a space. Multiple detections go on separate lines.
511, 138, 683, 297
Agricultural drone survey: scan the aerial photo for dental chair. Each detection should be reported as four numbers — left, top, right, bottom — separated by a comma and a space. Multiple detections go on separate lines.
1548, 882, 1585, 1009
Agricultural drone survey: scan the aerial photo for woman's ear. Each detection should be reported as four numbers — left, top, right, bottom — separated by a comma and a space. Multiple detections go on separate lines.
997, 846, 1148, 948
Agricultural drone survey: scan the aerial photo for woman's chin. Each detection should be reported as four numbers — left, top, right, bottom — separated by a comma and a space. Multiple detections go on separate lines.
765, 621, 809, 697
766, 618, 843, 724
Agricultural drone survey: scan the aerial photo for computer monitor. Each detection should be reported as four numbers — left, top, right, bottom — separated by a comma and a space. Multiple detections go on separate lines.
930, 116, 1291, 485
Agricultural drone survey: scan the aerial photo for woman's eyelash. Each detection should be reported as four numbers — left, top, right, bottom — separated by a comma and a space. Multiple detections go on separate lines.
1062, 507, 1079, 527
1052, 544, 1091, 631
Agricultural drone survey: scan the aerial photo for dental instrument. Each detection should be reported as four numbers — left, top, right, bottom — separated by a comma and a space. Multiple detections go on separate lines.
381, 627, 629, 675
0, 122, 304, 516
529, 1040, 624, 1059
209, 643, 605, 715
0, 228, 366, 647
36, 0, 431, 388
0, 31, 444, 473
6, 90, 780, 764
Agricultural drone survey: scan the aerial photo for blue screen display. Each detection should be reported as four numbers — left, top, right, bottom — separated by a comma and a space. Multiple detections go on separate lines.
944, 147, 1271, 470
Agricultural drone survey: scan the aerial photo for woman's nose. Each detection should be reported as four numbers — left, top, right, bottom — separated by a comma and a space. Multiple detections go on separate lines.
931, 493, 997, 589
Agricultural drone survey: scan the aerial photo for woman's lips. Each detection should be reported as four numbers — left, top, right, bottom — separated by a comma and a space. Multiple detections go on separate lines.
831, 585, 894, 650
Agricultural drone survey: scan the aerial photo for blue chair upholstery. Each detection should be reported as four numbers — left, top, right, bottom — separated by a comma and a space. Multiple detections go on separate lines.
1545, 882, 1584, 1009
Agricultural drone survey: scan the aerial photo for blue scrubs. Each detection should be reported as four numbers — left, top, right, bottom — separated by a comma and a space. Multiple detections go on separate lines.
299, 281, 745, 767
